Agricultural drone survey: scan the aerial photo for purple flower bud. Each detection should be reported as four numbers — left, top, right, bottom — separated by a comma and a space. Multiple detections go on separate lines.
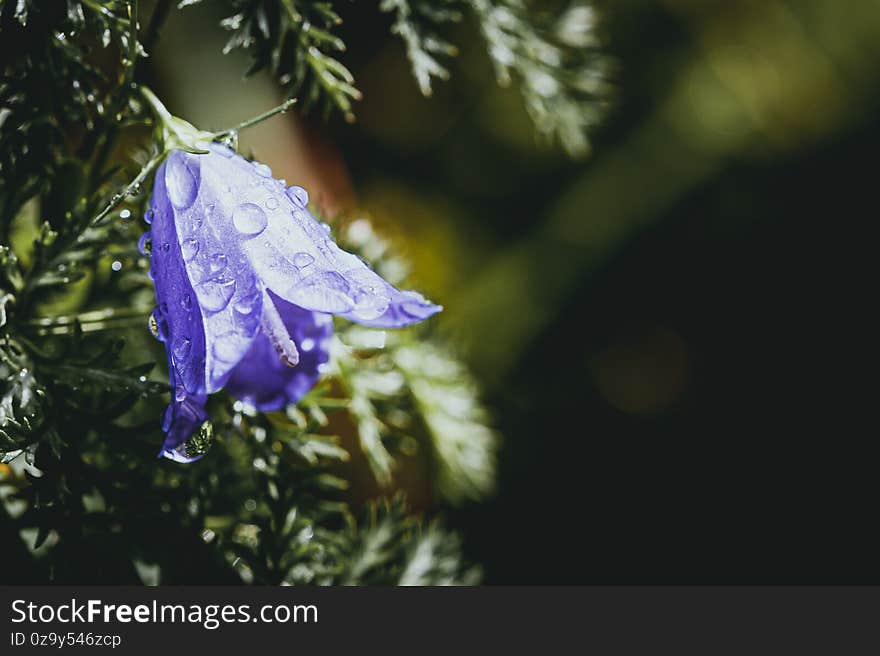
147, 144, 441, 462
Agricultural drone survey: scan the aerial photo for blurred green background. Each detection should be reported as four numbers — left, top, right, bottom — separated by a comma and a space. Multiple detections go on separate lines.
147, 0, 880, 583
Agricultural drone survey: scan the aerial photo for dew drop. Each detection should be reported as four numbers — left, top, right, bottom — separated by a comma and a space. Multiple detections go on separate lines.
163, 420, 214, 463
233, 291, 260, 316
265, 196, 280, 210
232, 203, 268, 236
148, 308, 166, 340
181, 237, 200, 261
120, 209, 131, 220
196, 276, 236, 312
175, 384, 188, 402
165, 152, 200, 209
286, 186, 309, 208
138, 233, 152, 255
218, 135, 237, 155
289, 253, 313, 270
172, 336, 192, 362
252, 162, 272, 177
287, 271, 354, 313
111, 260, 122, 272
209, 252, 228, 273
180, 293, 193, 311
161, 242, 171, 253
351, 285, 390, 321
320, 222, 331, 234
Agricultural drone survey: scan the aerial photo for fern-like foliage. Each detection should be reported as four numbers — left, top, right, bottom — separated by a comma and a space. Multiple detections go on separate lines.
182, 0, 608, 154
467, 0, 609, 155
184, 0, 362, 121
379, 0, 462, 96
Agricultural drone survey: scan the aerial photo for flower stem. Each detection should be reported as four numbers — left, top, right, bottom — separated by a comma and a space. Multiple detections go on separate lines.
91, 150, 165, 226
213, 98, 298, 138
126, 0, 139, 89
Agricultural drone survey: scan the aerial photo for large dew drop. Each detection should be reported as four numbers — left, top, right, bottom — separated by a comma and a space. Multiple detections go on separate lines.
196, 276, 236, 313
232, 203, 268, 237
351, 286, 391, 321
163, 420, 214, 463
165, 151, 200, 209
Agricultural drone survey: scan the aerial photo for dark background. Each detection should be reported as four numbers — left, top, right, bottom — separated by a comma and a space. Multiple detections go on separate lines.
151, 0, 880, 583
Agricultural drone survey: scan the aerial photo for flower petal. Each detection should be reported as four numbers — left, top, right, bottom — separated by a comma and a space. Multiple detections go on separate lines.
160, 150, 264, 393
202, 144, 442, 328
148, 162, 210, 460
224, 292, 333, 411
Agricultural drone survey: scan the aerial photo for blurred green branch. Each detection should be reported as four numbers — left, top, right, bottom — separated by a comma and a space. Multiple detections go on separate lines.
452, 0, 880, 382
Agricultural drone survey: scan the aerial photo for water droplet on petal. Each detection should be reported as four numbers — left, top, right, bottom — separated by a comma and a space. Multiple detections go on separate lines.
165, 152, 200, 209
320, 222, 331, 234
293, 252, 314, 268
138, 233, 152, 255
252, 161, 272, 177
351, 285, 390, 321
164, 420, 214, 463
161, 242, 170, 253
209, 252, 228, 273
217, 136, 236, 156
233, 291, 260, 316
181, 237, 200, 261
172, 336, 192, 362
232, 203, 268, 236
175, 384, 188, 402
286, 185, 309, 208
265, 196, 279, 210
181, 293, 193, 311
196, 276, 236, 313
287, 271, 354, 313
148, 308, 167, 341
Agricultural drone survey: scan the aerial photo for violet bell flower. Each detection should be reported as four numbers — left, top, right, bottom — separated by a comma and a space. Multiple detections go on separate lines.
144, 144, 441, 462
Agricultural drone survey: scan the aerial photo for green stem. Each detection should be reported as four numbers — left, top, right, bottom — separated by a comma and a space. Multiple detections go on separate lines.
126, 0, 139, 89
91, 151, 165, 226
213, 98, 298, 138
143, 0, 173, 55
